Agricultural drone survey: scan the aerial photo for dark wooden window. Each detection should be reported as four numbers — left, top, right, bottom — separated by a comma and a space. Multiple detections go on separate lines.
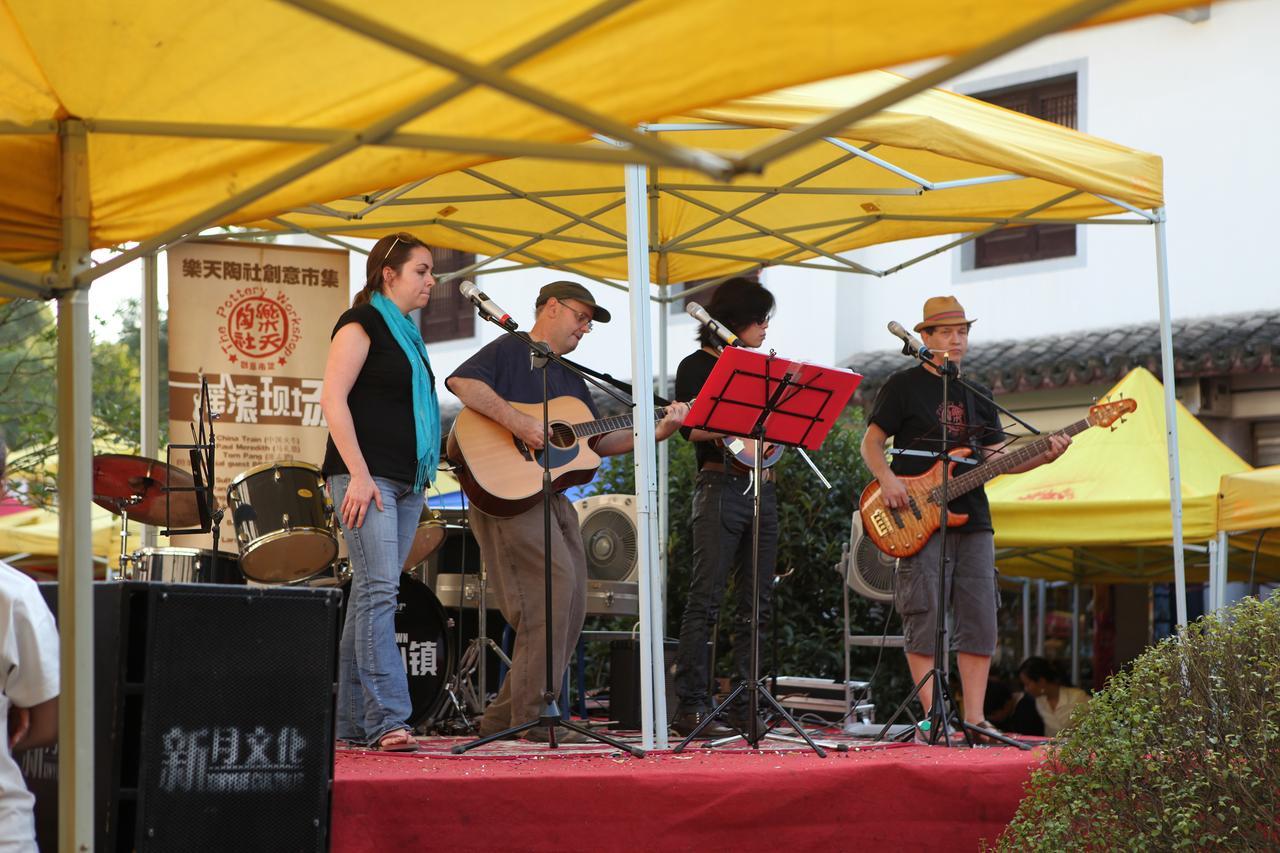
419, 247, 477, 343
971, 74, 1078, 269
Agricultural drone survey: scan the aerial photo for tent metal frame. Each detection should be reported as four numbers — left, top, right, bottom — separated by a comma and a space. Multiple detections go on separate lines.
209, 122, 1186, 754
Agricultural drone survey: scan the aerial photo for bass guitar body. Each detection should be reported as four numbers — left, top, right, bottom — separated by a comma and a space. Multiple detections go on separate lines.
447, 396, 603, 518
857, 448, 973, 558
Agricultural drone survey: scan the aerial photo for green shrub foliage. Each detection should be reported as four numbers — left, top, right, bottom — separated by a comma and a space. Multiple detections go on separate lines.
999, 594, 1280, 851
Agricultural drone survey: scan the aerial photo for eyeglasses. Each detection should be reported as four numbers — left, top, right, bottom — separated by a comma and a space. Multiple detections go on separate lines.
559, 301, 594, 331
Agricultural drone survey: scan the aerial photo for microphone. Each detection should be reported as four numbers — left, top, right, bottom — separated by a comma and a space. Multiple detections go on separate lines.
686, 301, 739, 347
887, 320, 934, 360
459, 280, 517, 331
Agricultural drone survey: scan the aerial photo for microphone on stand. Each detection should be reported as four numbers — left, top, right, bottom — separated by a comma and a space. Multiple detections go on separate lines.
459, 280, 518, 331
887, 320, 935, 361
686, 301, 739, 347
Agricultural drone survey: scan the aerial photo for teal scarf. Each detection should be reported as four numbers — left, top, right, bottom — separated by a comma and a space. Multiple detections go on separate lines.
370, 292, 439, 491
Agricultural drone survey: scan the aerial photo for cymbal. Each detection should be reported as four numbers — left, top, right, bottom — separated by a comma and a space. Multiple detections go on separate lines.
92, 453, 202, 528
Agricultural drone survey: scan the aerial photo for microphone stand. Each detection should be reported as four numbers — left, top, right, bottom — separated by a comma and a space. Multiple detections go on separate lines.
452, 308, 644, 757
874, 344, 1029, 750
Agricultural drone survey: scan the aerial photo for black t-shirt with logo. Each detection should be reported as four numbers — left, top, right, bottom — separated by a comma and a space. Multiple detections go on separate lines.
867, 365, 1007, 532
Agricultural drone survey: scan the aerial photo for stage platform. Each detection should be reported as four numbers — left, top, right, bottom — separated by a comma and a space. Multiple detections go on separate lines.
331, 731, 1041, 851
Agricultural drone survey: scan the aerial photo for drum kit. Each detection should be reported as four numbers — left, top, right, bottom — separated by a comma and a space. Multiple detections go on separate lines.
92, 452, 504, 733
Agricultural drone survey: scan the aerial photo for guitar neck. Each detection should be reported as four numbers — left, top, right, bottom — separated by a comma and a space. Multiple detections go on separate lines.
943, 416, 1092, 498
571, 406, 672, 439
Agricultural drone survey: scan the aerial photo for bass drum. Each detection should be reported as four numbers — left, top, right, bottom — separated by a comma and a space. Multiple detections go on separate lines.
338, 572, 456, 727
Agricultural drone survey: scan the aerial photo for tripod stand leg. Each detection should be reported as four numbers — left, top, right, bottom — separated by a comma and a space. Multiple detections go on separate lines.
671, 681, 748, 753
751, 684, 830, 756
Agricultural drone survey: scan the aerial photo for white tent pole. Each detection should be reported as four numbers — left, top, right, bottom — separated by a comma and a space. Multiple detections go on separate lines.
1022, 579, 1032, 660
624, 159, 665, 750
56, 118, 95, 853
1070, 583, 1081, 686
141, 252, 161, 548
1153, 207, 1188, 628
1216, 531, 1229, 612
1036, 579, 1047, 655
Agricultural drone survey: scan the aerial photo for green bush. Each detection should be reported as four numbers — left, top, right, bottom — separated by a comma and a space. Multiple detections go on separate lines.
998, 594, 1280, 851
582, 410, 913, 716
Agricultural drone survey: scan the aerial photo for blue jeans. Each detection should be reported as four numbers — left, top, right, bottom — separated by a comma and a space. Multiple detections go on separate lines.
327, 474, 423, 744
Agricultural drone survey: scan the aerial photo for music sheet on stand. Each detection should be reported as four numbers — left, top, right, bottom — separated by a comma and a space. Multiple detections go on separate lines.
167, 240, 348, 552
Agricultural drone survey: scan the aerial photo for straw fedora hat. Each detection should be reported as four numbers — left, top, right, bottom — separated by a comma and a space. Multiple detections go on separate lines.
914, 295, 976, 333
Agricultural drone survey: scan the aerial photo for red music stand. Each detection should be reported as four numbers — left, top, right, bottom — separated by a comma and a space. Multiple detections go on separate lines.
674, 348, 861, 755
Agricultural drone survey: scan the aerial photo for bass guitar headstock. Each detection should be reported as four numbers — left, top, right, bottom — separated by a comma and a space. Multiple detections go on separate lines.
1088, 397, 1137, 429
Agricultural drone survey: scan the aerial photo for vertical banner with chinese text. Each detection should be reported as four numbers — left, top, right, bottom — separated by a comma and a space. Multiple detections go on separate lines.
167, 241, 348, 551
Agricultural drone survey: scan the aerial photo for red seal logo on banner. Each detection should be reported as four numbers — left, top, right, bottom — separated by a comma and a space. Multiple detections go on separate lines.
216, 287, 303, 370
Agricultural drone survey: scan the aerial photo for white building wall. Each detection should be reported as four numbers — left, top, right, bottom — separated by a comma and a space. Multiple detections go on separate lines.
842, 0, 1277, 358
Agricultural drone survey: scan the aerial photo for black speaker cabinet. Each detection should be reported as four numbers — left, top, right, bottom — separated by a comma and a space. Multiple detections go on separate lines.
23, 581, 340, 852
608, 639, 678, 731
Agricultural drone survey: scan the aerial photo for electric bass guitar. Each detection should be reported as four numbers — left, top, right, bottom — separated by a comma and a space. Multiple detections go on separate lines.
858, 398, 1136, 558
446, 395, 680, 517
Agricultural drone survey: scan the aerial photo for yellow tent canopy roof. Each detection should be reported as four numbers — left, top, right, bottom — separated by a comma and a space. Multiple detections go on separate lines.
1218, 465, 1280, 533
1, 0, 1200, 290
250, 69, 1163, 284
988, 367, 1250, 548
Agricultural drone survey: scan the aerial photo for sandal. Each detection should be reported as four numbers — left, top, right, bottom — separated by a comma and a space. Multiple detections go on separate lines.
969, 720, 1003, 744
376, 728, 420, 752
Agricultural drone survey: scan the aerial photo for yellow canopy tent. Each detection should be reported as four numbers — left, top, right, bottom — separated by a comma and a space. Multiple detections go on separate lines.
989, 367, 1249, 548
242, 69, 1163, 284
1218, 466, 1280, 533
1206, 466, 1280, 607
989, 369, 1280, 583
0, 0, 1205, 295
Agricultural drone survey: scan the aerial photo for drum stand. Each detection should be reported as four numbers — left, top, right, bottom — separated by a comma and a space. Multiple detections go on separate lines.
428, 529, 512, 734
111, 496, 142, 580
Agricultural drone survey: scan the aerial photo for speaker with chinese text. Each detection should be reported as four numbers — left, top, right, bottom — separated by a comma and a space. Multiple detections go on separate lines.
25, 581, 340, 851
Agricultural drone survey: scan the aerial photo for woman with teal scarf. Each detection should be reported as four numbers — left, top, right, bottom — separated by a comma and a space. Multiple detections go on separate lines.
320, 232, 440, 752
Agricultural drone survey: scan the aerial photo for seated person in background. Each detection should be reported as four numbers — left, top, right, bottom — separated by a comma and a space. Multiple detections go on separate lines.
0, 432, 61, 849
984, 676, 1044, 736
1018, 656, 1089, 737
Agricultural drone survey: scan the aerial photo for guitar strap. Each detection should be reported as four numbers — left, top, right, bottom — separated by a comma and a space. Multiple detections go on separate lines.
557, 355, 673, 408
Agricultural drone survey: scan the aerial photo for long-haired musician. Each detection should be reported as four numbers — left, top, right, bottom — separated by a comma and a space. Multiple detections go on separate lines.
320, 232, 440, 752
670, 276, 778, 737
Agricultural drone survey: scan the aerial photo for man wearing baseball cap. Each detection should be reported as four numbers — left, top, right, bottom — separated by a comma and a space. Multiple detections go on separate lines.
859, 296, 1070, 741
447, 280, 686, 743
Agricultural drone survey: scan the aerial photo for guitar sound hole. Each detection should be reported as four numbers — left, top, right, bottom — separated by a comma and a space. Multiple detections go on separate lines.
549, 422, 576, 448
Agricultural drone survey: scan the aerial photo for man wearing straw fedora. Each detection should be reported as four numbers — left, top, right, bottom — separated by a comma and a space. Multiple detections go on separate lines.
860, 296, 1070, 737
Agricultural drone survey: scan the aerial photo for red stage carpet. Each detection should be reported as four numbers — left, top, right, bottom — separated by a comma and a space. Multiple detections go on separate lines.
332, 737, 1041, 851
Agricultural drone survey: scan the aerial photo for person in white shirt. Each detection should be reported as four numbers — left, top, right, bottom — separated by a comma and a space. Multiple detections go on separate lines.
0, 433, 60, 850
1018, 656, 1088, 737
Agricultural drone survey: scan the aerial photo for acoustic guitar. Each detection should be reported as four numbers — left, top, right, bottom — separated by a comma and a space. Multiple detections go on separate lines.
858, 398, 1136, 558
446, 395, 680, 517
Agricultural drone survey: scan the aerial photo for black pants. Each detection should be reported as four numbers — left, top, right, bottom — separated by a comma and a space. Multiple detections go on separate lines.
673, 470, 778, 710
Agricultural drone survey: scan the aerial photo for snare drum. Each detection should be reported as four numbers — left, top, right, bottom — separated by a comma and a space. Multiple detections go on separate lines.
127, 547, 244, 584
227, 461, 338, 584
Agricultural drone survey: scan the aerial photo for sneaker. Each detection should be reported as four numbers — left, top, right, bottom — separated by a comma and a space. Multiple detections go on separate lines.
520, 725, 592, 744
670, 709, 734, 738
